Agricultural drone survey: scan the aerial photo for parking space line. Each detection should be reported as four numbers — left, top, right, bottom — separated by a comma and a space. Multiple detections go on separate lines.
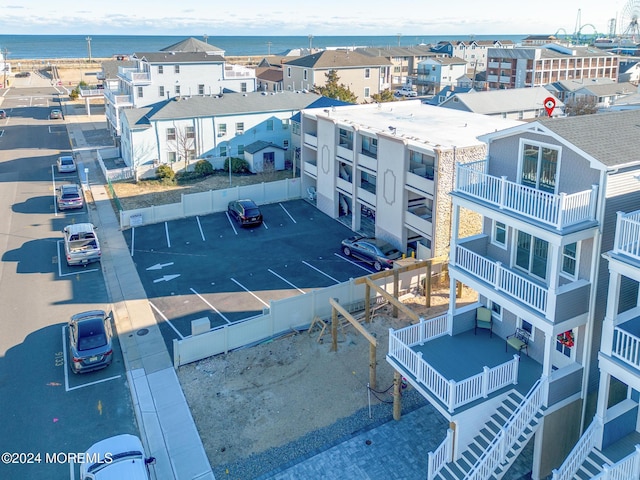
196, 216, 206, 241
149, 301, 185, 338
230, 278, 270, 308
279, 203, 297, 223
130, 227, 135, 256
61, 326, 121, 392
302, 260, 341, 284
51, 164, 59, 216
268, 269, 305, 294
189, 288, 231, 324
225, 212, 238, 235
56, 241, 100, 277
262, 221, 269, 230
334, 252, 373, 272
165, 222, 171, 248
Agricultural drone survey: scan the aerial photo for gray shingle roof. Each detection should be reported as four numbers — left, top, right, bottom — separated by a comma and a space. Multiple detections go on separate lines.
540, 110, 640, 167
160, 37, 224, 55
100, 60, 136, 80
575, 82, 637, 96
125, 91, 323, 124
133, 52, 225, 63
245, 140, 285, 154
440, 87, 562, 114
284, 50, 392, 68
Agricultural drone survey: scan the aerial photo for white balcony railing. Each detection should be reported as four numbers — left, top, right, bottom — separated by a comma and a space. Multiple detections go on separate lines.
388, 315, 520, 413
118, 67, 151, 84
592, 445, 640, 480
455, 163, 598, 230
551, 417, 602, 480
612, 327, 640, 369
428, 428, 454, 479
79, 88, 104, 97
466, 376, 547, 480
456, 245, 548, 314
303, 132, 317, 148
613, 211, 640, 261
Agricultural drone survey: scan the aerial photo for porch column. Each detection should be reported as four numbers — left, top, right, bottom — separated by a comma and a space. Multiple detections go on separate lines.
545, 242, 560, 321
542, 331, 554, 378
601, 270, 622, 357
595, 372, 610, 450
85, 97, 91, 116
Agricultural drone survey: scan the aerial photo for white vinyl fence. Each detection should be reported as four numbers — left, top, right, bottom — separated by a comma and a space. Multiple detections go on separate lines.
120, 177, 302, 228
173, 270, 425, 367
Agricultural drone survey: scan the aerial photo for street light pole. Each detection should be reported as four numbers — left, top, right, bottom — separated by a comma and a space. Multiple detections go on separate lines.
3, 48, 8, 89
86, 37, 92, 62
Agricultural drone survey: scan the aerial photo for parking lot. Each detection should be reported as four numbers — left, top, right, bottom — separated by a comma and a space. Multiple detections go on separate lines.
123, 199, 377, 350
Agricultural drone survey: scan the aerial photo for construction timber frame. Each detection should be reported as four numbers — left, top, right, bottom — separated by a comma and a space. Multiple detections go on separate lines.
328, 257, 448, 419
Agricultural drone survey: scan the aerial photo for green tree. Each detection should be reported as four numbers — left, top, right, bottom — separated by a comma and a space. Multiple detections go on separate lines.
313, 70, 358, 103
370, 89, 397, 103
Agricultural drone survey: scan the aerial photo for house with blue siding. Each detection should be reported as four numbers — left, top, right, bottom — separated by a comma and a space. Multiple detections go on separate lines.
387, 110, 640, 479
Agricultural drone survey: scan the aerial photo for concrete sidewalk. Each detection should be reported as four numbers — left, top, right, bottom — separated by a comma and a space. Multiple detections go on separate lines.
64, 105, 214, 480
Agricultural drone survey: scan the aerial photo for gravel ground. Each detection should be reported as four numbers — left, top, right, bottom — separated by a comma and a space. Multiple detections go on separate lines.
178, 288, 478, 480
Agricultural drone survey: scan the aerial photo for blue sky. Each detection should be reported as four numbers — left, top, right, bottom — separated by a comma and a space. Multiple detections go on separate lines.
0, 0, 634, 36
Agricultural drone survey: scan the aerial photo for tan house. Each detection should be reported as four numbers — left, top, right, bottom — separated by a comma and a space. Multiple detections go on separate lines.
282, 50, 392, 103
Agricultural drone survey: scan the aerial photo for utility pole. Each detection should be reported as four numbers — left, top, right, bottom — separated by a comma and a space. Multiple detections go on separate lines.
3, 48, 8, 89
308, 34, 314, 52
86, 36, 92, 62
267, 41, 272, 56
203, 34, 208, 44
396, 33, 402, 47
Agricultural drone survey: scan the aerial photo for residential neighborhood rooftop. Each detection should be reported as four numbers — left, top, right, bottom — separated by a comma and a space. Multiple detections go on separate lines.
439, 86, 563, 115
307, 101, 522, 149
132, 51, 225, 63
284, 49, 392, 68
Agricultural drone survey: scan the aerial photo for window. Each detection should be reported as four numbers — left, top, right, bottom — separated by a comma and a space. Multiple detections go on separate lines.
158, 65, 164, 74
515, 231, 548, 280
303, 70, 308, 81
282, 119, 290, 130
220, 145, 227, 157
237, 144, 244, 155
267, 119, 274, 131
175, 85, 181, 95
518, 318, 535, 341
492, 221, 507, 248
159, 86, 165, 97
561, 242, 578, 278
364, 68, 371, 78
364, 87, 370, 98
198, 84, 205, 95
241, 82, 247, 92
489, 300, 502, 321
236, 122, 244, 134
166, 128, 176, 141
186, 126, 195, 139
339, 128, 353, 149
292, 123, 300, 135
556, 329, 574, 358
361, 136, 378, 158
410, 150, 435, 180
218, 123, 227, 137
174, 65, 180, 74
187, 149, 196, 161
167, 151, 176, 163
137, 86, 143, 98
283, 140, 289, 149
521, 142, 559, 193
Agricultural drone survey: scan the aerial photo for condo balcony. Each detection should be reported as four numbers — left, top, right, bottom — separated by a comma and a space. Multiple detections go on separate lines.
103, 88, 133, 107
453, 235, 591, 320
117, 66, 152, 85
454, 162, 598, 231
612, 210, 640, 263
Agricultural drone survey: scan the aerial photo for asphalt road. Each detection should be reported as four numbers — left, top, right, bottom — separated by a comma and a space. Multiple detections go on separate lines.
123, 199, 377, 354
0, 86, 137, 479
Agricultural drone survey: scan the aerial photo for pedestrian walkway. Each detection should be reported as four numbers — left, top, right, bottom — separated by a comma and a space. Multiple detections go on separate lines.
63, 104, 215, 480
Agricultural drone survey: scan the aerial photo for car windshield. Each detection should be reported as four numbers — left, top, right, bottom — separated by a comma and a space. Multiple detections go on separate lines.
245, 208, 260, 216
77, 319, 107, 351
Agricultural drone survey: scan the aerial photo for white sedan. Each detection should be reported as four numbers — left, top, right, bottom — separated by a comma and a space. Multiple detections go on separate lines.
80, 434, 154, 480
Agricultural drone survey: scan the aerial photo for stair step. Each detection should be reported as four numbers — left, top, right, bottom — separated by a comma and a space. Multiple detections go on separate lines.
589, 449, 612, 467
442, 462, 466, 479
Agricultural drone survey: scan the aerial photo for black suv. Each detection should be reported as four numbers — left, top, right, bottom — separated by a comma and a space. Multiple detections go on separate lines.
228, 199, 263, 227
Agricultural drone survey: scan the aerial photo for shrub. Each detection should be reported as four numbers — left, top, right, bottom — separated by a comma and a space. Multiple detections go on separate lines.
194, 159, 214, 177
156, 164, 175, 181
224, 157, 251, 174
69, 87, 79, 100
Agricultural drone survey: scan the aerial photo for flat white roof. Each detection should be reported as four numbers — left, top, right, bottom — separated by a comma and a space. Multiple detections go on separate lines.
305, 101, 523, 150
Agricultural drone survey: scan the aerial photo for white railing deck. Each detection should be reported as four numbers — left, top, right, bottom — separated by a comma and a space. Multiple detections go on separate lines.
613, 211, 640, 262
592, 445, 640, 480
456, 244, 548, 315
612, 326, 640, 370
428, 428, 454, 479
455, 162, 598, 230
388, 315, 520, 413
551, 417, 603, 480
465, 376, 547, 480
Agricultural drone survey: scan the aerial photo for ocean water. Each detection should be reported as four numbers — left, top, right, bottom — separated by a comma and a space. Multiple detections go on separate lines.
0, 34, 529, 60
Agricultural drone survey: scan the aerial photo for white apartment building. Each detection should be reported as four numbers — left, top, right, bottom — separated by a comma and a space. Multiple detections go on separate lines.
103, 38, 256, 137
386, 110, 640, 479
299, 102, 521, 259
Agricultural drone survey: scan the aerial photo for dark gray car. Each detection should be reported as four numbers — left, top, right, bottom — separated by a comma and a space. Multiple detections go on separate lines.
228, 199, 263, 227
341, 236, 403, 271
68, 310, 113, 374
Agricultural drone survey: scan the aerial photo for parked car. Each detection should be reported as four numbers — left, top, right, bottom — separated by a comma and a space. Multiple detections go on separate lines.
50, 109, 63, 120
62, 223, 101, 266
56, 155, 76, 173
80, 434, 154, 480
15, 71, 30, 78
341, 236, 403, 271
0, 110, 6, 119
228, 199, 263, 227
57, 183, 84, 210
68, 310, 113, 374
395, 87, 418, 98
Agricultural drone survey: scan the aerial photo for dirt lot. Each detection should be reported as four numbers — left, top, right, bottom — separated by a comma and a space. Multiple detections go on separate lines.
178, 284, 478, 479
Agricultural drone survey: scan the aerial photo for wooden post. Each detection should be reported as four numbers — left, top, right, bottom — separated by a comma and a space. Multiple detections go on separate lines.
456, 280, 462, 299
365, 283, 371, 323
392, 269, 399, 318
331, 300, 338, 352
393, 370, 402, 420
425, 259, 432, 308
369, 343, 376, 389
